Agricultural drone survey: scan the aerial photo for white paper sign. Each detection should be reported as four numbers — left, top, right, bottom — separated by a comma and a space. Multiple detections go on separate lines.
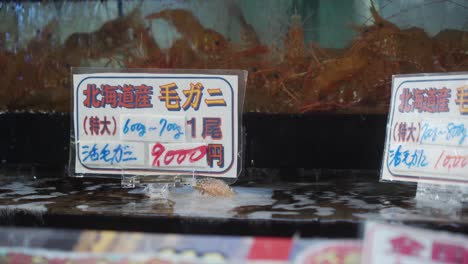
362, 222, 468, 264
382, 73, 468, 185
73, 72, 239, 178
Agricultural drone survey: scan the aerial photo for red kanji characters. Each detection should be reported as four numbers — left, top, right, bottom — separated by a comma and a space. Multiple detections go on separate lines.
100, 116, 112, 135
182, 82, 204, 110
118, 84, 135, 108
390, 235, 424, 257
83, 84, 102, 108
159, 82, 181, 111
100, 85, 119, 108
87, 116, 114, 136
135, 84, 153, 108
413, 88, 426, 113
406, 122, 417, 142
398, 87, 451, 113
399, 88, 413, 113
437, 87, 451, 113
205, 88, 227, 107
207, 144, 224, 168
82, 83, 153, 109
202, 117, 222, 139
424, 88, 437, 113
395, 122, 419, 143
89, 116, 100, 135
398, 122, 407, 142
431, 242, 465, 263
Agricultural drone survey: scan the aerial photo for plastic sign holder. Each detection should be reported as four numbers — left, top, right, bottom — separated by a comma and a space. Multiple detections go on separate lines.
69, 68, 246, 188
381, 72, 468, 205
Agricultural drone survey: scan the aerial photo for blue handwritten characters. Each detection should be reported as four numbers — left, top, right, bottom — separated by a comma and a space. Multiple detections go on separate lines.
446, 123, 467, 145
123, 119, 146, 137
420, 122, 467, 145
81, 144, 99, 162
159, 118, 183, 140
420, 123, 442, 143
122, 117, 184, 140
388, 145, 428, 169
82, 143, 137, 165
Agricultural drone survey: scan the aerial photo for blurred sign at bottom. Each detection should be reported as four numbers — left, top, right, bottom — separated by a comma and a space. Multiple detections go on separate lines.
0, 226, 363, 264
2, 223, 468, 263
291, 239, 362, 264
362, 221, 468, 264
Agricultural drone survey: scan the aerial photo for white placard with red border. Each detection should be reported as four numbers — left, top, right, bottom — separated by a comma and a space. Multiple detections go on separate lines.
72, 72, 239, 178
381, 73, 468, 185
362, 221, 468, 264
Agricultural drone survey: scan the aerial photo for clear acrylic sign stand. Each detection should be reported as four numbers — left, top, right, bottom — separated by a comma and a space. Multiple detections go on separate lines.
415, 182, 468, 219
416, 182, 468, 207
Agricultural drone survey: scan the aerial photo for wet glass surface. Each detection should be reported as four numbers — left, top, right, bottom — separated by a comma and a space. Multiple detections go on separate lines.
0, 172, 466, 225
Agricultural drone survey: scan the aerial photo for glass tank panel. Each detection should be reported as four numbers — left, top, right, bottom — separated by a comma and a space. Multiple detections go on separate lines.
0, 0, 466, 113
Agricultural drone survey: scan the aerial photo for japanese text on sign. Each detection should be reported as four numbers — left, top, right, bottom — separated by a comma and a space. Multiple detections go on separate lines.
362, 222, 468, 264
382, 73, 468, 184
73, 72, 239, 178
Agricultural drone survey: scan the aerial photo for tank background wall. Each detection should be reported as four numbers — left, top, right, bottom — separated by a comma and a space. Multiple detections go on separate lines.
2, 1, 467, 53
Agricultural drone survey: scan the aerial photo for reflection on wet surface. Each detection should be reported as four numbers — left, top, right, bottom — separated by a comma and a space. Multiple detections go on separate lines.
0, 173, 466, 224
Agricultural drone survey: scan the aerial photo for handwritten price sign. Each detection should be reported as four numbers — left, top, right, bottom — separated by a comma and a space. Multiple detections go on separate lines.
72, 71, 240, 178
382, 73, 468, 184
